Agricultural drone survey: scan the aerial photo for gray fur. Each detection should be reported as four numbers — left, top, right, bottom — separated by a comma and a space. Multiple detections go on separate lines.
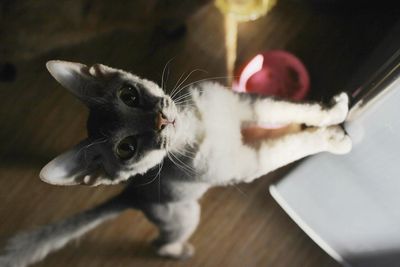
0, 61, 352, 266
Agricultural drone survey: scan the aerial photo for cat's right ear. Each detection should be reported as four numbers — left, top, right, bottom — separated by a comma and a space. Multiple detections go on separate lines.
39, 139, 100, 186
46, 60, 116, 105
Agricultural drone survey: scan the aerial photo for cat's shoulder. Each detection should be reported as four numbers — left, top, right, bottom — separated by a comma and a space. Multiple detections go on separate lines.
194, 81, 236, 100
196, 81, 227, 93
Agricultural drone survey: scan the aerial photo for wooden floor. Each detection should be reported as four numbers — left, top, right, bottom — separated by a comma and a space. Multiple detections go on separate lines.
0, 1, 397, 266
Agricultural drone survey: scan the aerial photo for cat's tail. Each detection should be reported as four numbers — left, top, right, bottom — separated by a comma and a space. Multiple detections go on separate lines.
0, 193, 130, 267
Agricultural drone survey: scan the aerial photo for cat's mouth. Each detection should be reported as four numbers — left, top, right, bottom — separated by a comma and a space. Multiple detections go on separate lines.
157, 103, 179, 150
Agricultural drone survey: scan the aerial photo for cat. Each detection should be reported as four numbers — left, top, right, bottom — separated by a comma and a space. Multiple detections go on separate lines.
0, 60, 352, 267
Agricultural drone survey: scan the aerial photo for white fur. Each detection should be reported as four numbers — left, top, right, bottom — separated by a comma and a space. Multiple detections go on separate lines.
124, 150, 166, 177
190, 83, 258, 184
183, 83, 351, 185
253, 92, 349, 126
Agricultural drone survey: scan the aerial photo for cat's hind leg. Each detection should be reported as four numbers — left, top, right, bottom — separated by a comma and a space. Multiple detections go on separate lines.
248, 92, 349, 127
243, 125, 352, 183
142, 201, 200, 259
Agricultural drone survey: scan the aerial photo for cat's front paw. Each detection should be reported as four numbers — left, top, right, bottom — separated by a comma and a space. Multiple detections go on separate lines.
327, 92, 349, 125
325, 126, 352, 154
155, 242, 194, 260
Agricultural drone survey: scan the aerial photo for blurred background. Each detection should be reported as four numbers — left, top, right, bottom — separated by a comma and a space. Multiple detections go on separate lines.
0, 0, 399, 266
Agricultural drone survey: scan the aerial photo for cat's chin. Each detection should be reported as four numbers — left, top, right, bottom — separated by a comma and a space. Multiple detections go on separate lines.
159, 124, 178, 148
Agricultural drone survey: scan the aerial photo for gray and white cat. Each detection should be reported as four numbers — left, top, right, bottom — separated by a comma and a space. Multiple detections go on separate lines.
0, 60, 352, 267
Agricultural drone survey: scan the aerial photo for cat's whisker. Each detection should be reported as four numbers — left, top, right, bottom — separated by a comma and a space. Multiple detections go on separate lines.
175, 147, 197, 157
176, 103, 195, 109
176, 75, 238, 93
164, 65, 171, 93
174, 97, 192, 105
77, 138, 108, 156
176, 102, 196, 109
173, 92, 194, 103
173, 90, 192, 99
170, 71, 189, 98
171, 69, 207, 99
176, 101, 195, 106
173, 149, 195, 161
174, 94, 197, 104
77, 138, 108, 167
132, 174, 158, 187
161, 57, 175, 92
171, 85, 206, 101
167, 152, 195, 176
167, 153, 189, 176
157, 159, 164, 202
170, 69, 208, 99
133, 160, 164, 188
169, 151, 196, 174
173, 146, 197, 158
174, 97, 194, 105
175, 98, 195, 105
155, 159, 164, 179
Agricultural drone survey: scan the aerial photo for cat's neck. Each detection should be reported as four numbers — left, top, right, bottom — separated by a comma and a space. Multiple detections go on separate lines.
170, 102, 203, 153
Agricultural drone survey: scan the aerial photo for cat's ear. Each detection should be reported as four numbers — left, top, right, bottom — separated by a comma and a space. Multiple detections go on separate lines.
40, 139, 100, 186
46, 60, 117, 104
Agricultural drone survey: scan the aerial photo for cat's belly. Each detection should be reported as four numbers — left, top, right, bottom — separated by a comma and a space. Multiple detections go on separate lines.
194, 142, 259, 185
193, 84, 260, 184
162, 179, 210, 201
241, 124, 302, 144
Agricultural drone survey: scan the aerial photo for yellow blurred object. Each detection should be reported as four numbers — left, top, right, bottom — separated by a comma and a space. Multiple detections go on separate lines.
216, 0, 277, 22
224, 15, 238, 85
216, 0, 278, 86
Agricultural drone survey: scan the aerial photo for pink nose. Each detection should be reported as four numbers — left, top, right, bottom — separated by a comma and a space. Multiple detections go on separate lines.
156, 112, 174, 131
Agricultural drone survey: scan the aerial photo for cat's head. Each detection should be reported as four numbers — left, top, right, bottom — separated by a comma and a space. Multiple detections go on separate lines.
40, 61, 179, 186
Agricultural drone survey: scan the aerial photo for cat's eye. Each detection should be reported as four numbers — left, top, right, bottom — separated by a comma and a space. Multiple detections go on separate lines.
119, 85, 140, 107
116, 136, 137, 160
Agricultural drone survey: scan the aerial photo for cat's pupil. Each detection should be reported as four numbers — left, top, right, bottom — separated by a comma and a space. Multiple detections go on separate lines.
119, 85, 139, 107
120, 143, 133, 152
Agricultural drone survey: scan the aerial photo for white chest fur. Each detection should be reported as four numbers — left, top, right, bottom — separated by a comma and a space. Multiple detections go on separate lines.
191, 83, 258, 184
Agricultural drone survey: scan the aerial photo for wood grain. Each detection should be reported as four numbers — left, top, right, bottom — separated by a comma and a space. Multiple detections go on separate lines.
0, 1, 396, 266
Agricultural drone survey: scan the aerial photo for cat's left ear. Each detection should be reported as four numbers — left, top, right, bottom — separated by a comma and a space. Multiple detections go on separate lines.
46, 60, 117, 105
39, 139, 101, 186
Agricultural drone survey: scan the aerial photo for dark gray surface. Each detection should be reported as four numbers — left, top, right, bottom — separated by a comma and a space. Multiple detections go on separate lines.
271, 72, 400, 267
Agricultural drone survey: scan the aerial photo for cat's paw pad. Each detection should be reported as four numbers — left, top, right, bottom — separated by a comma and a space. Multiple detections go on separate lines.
325, 126, 352, 154
329, 92, 349, 124
156, 242, 194, 260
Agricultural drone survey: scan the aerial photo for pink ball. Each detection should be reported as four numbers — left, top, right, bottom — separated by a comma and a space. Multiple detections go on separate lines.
233, 50, 310, 100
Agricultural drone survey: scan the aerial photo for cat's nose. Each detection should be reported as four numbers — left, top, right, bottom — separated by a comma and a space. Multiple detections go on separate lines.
156, 112, 174, 131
